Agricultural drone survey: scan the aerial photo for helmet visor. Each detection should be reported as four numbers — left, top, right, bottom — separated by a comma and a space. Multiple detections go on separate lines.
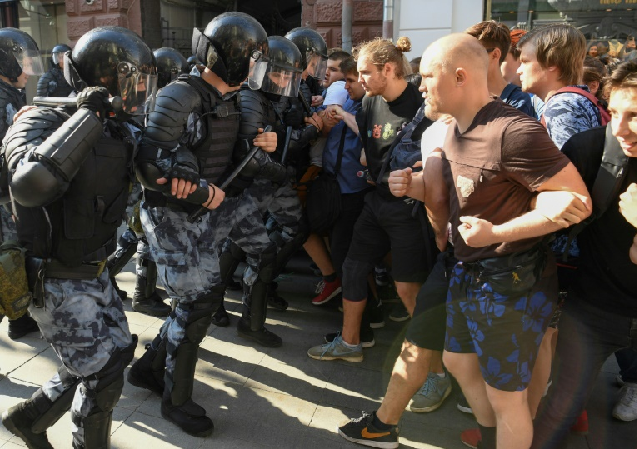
305, 52, 327, 80
117, 65, 158, 115
52, 51, 65, 65
247, 50, 268, 90
16, 48, 45, 76
262, 68, 302, 97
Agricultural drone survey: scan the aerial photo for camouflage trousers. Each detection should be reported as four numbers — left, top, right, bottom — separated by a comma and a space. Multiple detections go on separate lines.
0, 204, 17, 243
28, 270, 132, 444
249, 178, 303, 246
141, 192, 271, 386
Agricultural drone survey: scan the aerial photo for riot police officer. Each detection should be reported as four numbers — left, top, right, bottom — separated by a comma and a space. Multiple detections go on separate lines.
127, 12, 281, 437
215, 35, 322, 325
0, 26, 155, 448
0, 28, 44, 339
154, 46, 189, 88
105, 46, 190, 317
36, 43, 74, 97
286, 27, 328, 108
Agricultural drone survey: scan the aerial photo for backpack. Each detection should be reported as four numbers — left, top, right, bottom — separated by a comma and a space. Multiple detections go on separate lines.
541, 86, 611, 127
563, 125, 630, 260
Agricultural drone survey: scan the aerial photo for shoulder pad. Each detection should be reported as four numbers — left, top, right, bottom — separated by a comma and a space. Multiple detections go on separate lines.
238, 89, 267, 140
145, 81, 202, 147
36, 72, 55, 96
2, 107, 69, 170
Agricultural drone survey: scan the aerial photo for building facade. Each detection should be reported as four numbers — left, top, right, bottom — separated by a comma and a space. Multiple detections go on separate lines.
1, 0, 637, 100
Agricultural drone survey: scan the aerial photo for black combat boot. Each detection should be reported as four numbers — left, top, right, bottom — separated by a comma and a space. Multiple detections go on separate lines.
211, 303, 230, 327
2, 402, 54, 449
266, 283, 288, 311
132, 259, 170, 317
237, 318, 282, 347
127, 338, 166, 395
8, 314, 40, 340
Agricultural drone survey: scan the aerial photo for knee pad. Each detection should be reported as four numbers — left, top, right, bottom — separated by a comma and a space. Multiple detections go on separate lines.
219, 243, 244, 286
29, 365, 80, 434
180, 290, 223, 344
256, 242, 277, 284
342, 258, 373, 302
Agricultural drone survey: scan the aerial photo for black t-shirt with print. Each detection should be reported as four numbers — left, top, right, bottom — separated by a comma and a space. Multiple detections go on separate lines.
356, 82, 423, 184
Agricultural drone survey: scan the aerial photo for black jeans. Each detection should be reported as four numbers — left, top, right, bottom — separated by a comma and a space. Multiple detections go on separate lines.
531, 295, 637, 449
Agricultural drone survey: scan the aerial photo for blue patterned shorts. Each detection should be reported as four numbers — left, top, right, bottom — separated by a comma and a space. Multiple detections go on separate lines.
444, 247, 558, 392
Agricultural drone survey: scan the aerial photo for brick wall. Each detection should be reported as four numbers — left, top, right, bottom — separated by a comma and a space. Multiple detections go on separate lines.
301, 0, 383, 49
65, 0, 142, 44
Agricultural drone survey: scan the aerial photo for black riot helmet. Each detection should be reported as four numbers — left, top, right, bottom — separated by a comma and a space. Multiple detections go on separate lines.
0, 27, 45, 82
192, 12, 268, 88
285, 27, 327, 80
153, 47, 188, 88
64, 27, 157, 116
51, 44, 71, 68
260, 36, 303, 98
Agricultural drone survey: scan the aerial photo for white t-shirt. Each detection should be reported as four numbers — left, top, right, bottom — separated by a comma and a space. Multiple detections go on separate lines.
421, 120, 449, 161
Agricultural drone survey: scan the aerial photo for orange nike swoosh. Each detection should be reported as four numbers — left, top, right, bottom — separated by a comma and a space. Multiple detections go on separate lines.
361, 427, 390, 438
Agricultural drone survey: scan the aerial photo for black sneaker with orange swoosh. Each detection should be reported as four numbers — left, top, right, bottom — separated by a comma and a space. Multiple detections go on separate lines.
338, 411, 399, 448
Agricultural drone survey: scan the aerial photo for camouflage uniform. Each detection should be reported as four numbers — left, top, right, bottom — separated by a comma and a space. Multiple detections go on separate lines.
0, 80, 25, 245
1, 103, 136, 449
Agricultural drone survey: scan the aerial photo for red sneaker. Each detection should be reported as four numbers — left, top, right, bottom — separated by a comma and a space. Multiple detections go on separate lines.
461, 428, 481, 449
570, 410, 589, 435
312, 278, 342, 305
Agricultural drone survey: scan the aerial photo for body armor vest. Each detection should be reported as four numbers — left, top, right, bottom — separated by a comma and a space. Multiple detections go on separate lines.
36, 67, 74, 98
181, 76, 240, 186
13, 119, 134, 266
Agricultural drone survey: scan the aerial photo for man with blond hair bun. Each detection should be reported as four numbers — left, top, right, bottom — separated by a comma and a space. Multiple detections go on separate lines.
307, 36, 433, 373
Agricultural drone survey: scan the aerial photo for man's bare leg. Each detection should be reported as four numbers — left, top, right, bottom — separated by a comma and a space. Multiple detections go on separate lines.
376, 344, 438, 425
341, 298, 366, 345
486, 385, 532, 448
443, 351, 496, 426
303, 233, 334, 276
528, 327, 556, 418
394, 281, 420, 315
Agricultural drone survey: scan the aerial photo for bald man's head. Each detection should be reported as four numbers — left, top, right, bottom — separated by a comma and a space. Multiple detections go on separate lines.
426, 33, 489, 78
419, 34, 491, 119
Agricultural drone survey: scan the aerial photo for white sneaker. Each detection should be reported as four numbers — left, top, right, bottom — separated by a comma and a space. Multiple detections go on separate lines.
612, 382, 637, 422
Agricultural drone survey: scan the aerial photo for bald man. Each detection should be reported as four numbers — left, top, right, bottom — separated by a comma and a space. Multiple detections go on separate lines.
409, 34, 590, 449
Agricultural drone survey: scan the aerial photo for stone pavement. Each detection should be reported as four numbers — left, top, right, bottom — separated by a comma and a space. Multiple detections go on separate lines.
0, 255, 634, 449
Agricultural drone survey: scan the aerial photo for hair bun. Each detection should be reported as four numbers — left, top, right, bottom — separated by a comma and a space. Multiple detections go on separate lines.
396, 36, 412, 53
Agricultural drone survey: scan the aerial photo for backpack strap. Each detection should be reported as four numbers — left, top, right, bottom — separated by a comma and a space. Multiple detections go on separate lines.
563, 125, 630, 260
541, 86, 608, 127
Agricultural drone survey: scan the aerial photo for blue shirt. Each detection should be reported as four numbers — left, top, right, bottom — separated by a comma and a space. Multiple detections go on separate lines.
500, 83, 534, 118
322, 97, 369, 194
543, 85, 601, 150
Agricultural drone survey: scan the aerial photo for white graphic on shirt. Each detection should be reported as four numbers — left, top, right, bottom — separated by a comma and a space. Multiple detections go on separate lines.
457, 175, 475, 198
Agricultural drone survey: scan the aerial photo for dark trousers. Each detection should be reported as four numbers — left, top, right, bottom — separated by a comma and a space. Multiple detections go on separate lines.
329, 189, 368, 279
531, 296, 637, 449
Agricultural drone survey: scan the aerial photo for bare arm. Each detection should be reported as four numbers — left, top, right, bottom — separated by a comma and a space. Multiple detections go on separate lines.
423, 153, 450, 251
459, 162, 592, 247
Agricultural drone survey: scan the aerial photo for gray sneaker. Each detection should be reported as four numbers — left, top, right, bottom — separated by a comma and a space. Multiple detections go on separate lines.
307, 335, 363, 362
410, 372, 452, 412
613, 382, 637, 422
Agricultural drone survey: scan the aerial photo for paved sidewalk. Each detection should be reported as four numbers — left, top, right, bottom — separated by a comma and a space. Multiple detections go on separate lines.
0, 256, 634, 449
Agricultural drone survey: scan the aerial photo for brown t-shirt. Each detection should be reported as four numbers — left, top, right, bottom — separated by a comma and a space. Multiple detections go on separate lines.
442, 100, 570, 262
